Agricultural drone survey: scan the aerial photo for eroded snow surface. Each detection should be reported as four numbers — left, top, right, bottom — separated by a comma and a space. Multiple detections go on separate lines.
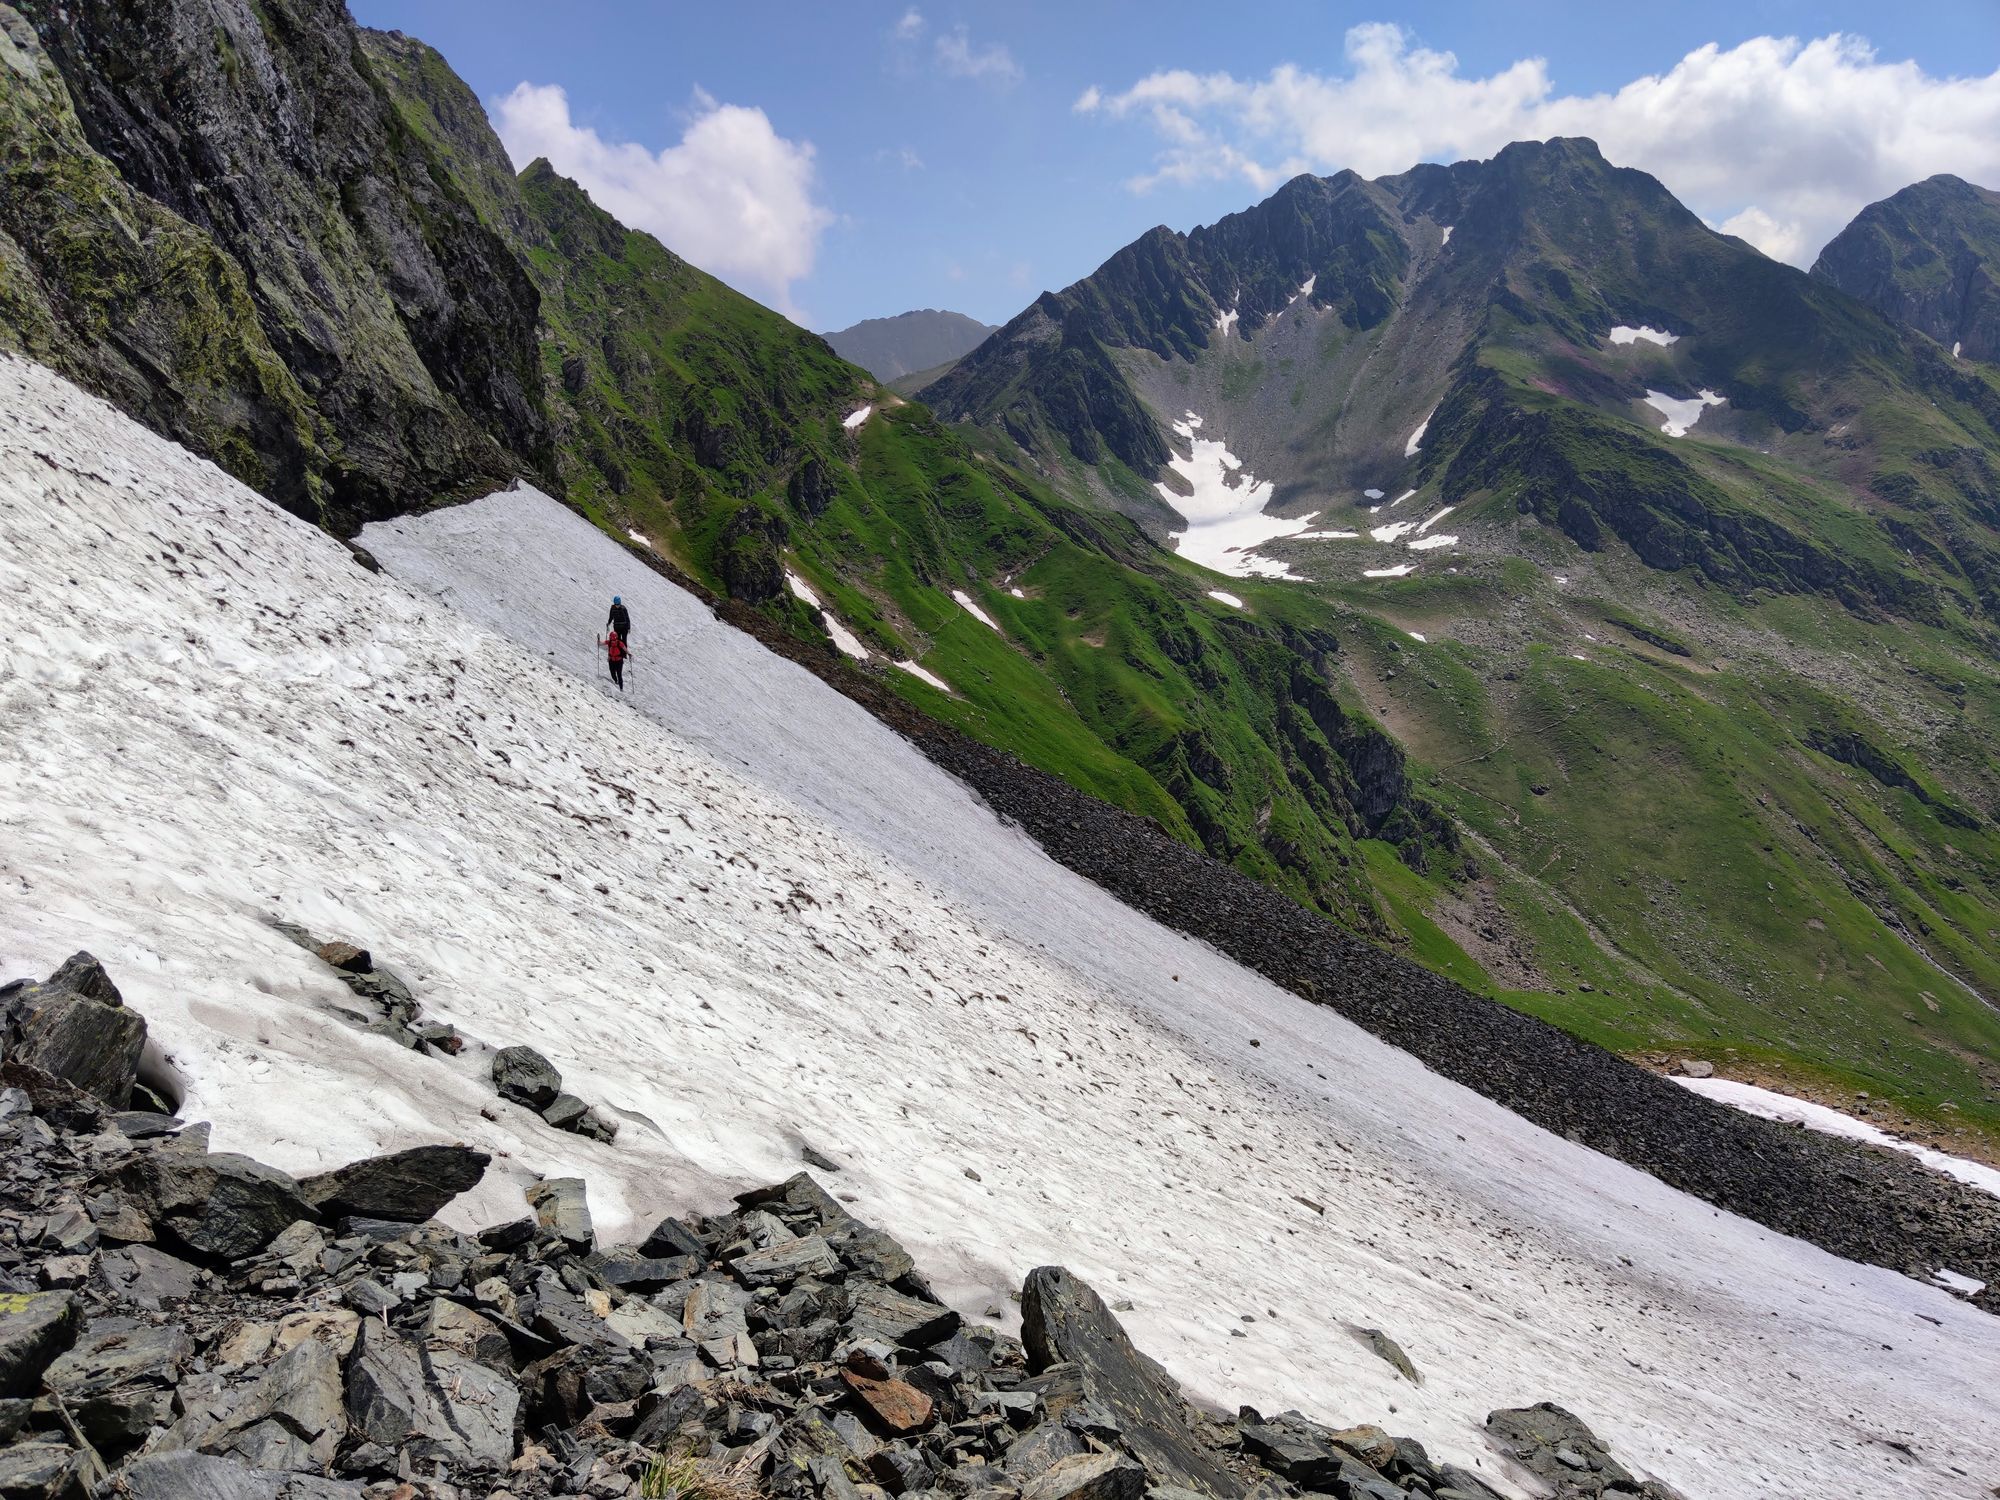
4, 354, 1999, 1499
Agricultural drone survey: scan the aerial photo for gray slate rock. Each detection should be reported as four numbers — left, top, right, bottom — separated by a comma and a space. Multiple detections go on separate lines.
94, 1246, 199, 1310
105, 1152, 314, 1263
5, 952, 146, 1107
164, 1338, 346, 1471
296, 1143, 489, 1222
42, 1315, 191, 1397
120, 1450, 364, 1499
1021, 1266, 1243, 1498
344, 1318, 518, 1465
848, 1282, 959, 1348
0, 1441, 86, 1498
0, 1290, 78, 1397
1486, 1404, 1671, 1498
526, 1176, 593, 1252
492, 1045, 561, 1110
730, 1233, 842, 1288
1019, 1450, 1146, 1500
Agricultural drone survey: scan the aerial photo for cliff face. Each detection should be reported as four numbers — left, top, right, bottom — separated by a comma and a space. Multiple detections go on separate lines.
4, 0, 554, 530
0, 7, 324, 515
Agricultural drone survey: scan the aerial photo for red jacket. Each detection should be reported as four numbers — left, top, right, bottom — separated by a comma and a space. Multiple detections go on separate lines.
605, 634, 627, 663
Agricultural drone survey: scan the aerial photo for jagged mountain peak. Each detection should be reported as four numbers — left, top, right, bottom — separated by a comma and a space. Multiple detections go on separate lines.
1813, 172, 2000, 362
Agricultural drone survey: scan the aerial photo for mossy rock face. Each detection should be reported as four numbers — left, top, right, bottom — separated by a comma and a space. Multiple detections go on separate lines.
7, 0, 555, 530
0, 3, 324, 516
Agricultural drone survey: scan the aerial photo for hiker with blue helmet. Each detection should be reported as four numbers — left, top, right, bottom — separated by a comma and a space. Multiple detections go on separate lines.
606, 595, 630, 644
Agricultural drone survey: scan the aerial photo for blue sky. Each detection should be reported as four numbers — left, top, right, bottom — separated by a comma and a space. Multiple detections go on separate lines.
349, 2, 2000, 332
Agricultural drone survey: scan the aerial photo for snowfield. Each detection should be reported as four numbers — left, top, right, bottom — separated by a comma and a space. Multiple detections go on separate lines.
1156, 412, 1308, 579
1645, 387, 1726, 437
950, 589, 1001, 632
3, 355, 2000, 1498
1609, 325, 1679, 347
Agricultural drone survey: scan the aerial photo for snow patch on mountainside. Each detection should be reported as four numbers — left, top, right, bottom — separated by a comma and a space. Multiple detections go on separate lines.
1644, 388, 1726, 437
785, 570, 872, 660
1214, 305, 1238, 336
4, 355, 2000, 1498
1610, 326, 1679, 347
1364, 563, 1416, 578
843, 405, 874, 430
1157, 412, 1308, 579
1206, 590, 1244, 609
895, 659, 952, 693
1441, 226, 1454, 245
1405, 410, 1433, 457
951, 590, 1000, 631
1407, 534, 1457, 552
1674, 1078, 2000, 1200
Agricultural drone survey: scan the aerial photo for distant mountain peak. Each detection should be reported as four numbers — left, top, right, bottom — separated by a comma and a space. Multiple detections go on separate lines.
1813, 173, 2000, 362
822, 308, 997, 382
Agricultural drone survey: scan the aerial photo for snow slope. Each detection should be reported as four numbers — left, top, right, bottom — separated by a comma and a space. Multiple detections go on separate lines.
3, 355, 1999, 1498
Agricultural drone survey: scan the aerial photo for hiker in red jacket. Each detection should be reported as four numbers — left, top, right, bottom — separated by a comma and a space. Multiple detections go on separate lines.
604, 629, 629, 690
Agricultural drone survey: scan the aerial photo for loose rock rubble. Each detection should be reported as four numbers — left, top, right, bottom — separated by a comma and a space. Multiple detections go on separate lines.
276, 926, 617, 1144
0, 954, 1689, 1500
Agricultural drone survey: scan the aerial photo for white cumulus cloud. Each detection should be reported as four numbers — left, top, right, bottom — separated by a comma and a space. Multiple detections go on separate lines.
493, 83, 833, 321
1078, 24, 2000, 264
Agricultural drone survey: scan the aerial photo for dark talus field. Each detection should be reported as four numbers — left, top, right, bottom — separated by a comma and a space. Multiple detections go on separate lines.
3, 0, 1999, 1156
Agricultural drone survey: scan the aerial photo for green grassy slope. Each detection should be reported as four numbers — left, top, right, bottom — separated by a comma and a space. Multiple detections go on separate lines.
930, 137, 2000, 1152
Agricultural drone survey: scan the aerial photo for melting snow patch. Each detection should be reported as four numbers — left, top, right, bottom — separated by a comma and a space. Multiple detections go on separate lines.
1441, 226, 1453, 245
8, 354, 2000, 1500
1645, 389, 1725, 438
1009, 587, 1026, 599
785, 570, 871, 661
1933, 1269, 1986, 1297
1214, 305, 1239, 336
1953, 342, 1962, 359
1156, 411, 1307, 579
895, 659, 952, 693
1206, 590, 1244, 609
1288, 275, 1316, 307
1610, 326, 1680, 347
1296, 530, 1361, 541
843, 405, 873, 431
1388, 489, 1418, 508
951, 589, 1001, 632
1415, 505, 1456, 536
1364, 563, 1416, 578
626, 529, 652, 548
1405, 410, 1434, 457
1407, 535, 1457, 551
1369, 520, 1419, 544
1407, 631, 1427, 642
1675, 1078, 2000, 1200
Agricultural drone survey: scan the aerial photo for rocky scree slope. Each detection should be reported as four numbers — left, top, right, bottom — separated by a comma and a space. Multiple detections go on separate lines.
1813, 174, 2000, 365
0, 951, 1691, 1500
823, 310, 998, 384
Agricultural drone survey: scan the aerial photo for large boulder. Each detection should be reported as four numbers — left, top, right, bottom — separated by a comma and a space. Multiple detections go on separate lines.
3, 953, 146, 1107
344, 1318, 519, 1465
1486, 1404, 1682, 1499
491, 1045, 561, 1110
0, 1291, 79, 1398
1020, 1266, 1244, 1498
104, 1153, 314, 1264
159, 1339, 345, 1472
296, 1144, 489, 1223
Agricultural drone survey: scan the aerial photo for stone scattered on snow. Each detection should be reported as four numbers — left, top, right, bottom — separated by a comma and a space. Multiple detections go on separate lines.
296, 1144, 489, 1223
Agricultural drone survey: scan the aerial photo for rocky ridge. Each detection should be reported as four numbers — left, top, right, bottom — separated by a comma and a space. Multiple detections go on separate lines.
0, 953, 1686, 1500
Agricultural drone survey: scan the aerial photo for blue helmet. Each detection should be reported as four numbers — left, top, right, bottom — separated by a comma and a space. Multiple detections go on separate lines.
612, 596, 622, 604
